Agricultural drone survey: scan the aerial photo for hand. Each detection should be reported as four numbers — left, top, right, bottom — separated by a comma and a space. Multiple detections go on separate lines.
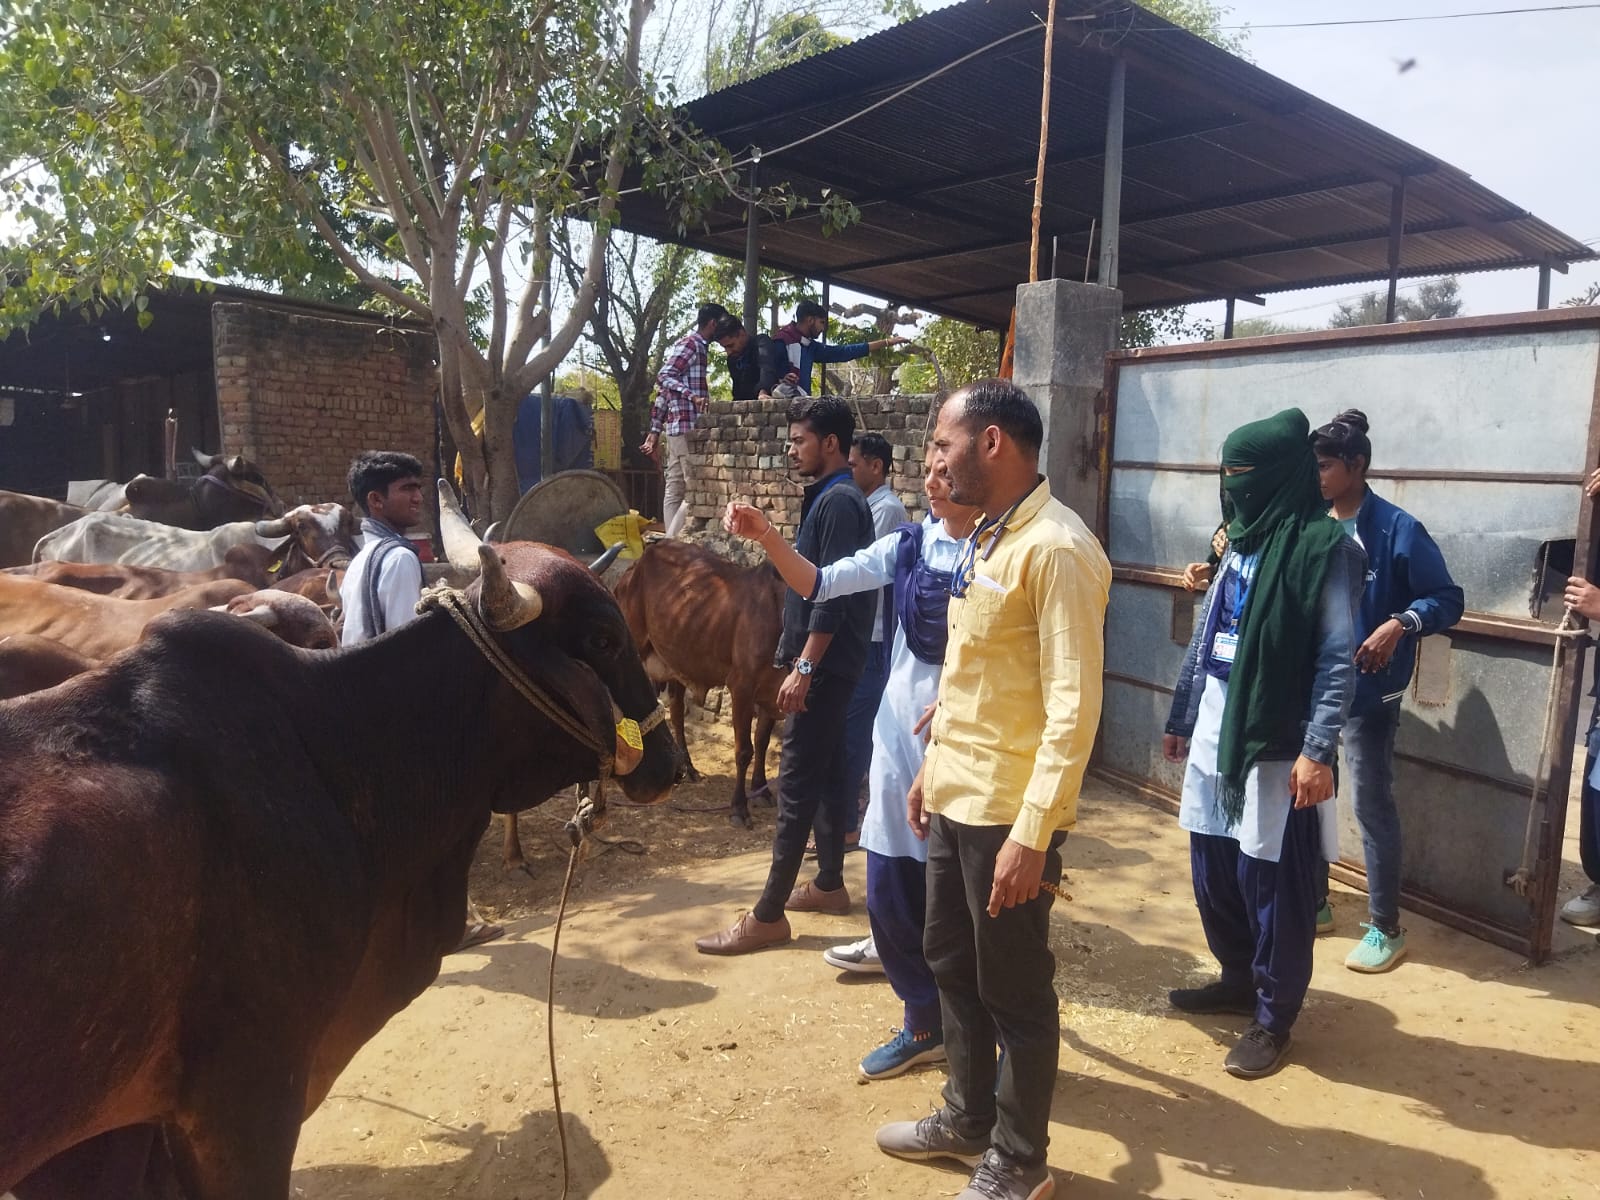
694, 394, 709, 413
1354, 618, 1406, 673
1586, 468, 1600, 499
872, 336, 910, 352
906, 769, 929, 840
1181, 562, 1212, 592
1290, 755, 1334, 809
913, 701, 937, 743
640, 432, 661, 463
783, 370, 800, 385
1566, 575, 1600, 621
777, 668, 811, 714
723, 501, 772, 541
1162, 733, 1190, 763
987, 838, 1047, 917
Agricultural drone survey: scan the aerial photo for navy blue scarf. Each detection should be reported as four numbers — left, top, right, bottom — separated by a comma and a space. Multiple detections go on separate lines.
893, 522, 953, 666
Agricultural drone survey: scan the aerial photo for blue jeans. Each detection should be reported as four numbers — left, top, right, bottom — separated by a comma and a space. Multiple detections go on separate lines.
1345, 698, 1403, 934
840, 639, 890, 837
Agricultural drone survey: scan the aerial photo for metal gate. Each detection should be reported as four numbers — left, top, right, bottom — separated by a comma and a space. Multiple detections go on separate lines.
1092, 309, 1600, 961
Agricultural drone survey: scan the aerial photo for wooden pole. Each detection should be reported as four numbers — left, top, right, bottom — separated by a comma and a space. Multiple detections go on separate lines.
1028, 0, 1059, 284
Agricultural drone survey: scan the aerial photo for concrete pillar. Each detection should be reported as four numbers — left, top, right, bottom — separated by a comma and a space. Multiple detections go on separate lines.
1012, 278, 1122, 522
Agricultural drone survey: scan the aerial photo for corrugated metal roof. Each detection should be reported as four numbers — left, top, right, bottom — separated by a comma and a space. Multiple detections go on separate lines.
614, 0, 1592, 328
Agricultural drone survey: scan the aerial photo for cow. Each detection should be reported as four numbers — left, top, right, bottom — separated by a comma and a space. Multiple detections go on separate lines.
0, 594, 336, 701
613, 539, 786, 829
0, 575, 256, 661
2, 545, 276, 598
122, 449, 286, 529
0, 538, 678, 1199
0, 491, 89, 570
33, 503, 355, 576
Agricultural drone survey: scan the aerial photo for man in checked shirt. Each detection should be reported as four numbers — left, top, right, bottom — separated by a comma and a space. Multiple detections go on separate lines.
641, 302, 727, 537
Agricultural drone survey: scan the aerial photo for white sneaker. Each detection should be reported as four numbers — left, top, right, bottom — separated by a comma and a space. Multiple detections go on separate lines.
1560, 883, 1600, 927
823, 936, 884, 974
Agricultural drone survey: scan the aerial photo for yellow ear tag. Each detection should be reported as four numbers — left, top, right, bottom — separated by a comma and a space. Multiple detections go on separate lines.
617, 718, 643, 751
268, 559, 284, 574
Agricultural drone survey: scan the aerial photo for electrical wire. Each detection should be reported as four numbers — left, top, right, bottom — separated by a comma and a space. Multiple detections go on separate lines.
1201, 3, 1600, 31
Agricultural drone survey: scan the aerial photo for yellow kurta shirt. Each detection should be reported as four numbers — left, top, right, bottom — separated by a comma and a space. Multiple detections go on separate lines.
922, 479, 1111, 850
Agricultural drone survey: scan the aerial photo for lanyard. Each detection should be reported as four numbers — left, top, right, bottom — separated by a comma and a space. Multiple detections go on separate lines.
951, 492, 1028, 598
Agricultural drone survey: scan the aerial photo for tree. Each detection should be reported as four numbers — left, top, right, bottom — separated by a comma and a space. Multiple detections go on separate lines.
896, 317, 999, 394
1137, 0, 1249, 57
0, 0, 746, 522
1227, 316, 1314, 339
1329, 277, 1464, 328
1561, 282, 1600, 308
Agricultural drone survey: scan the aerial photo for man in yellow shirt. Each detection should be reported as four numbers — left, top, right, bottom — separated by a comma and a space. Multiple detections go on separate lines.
875, 380, 1110, 1200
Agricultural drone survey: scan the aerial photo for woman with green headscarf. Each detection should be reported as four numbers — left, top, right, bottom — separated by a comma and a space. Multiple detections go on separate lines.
1160, 408, 1366, 1081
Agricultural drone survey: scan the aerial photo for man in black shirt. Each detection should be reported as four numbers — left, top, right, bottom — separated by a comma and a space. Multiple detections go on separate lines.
696, 395, 875, 955
713, 315, 779, 401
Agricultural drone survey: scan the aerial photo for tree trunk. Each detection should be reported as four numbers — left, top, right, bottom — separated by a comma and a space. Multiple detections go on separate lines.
477, 379, 523, 525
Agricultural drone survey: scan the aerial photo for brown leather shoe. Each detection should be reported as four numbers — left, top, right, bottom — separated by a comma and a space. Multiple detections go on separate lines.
695, 911, 792, 956
786, 880, 852, 916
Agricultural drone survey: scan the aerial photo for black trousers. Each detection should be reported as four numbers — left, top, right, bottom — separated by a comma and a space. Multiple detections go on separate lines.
752, 668, 857, 923
924, 813, 1064, 1169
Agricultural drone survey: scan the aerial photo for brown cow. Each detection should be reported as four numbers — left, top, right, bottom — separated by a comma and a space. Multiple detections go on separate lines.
0, 541, 677, 1198
0, 635, 97, 700
217, 590, 339, 650
614, 539, 786, 829
3, 544, 275, 598
122, 449, 286, 529
0, 575, 255, 661
0, 490, 89, 569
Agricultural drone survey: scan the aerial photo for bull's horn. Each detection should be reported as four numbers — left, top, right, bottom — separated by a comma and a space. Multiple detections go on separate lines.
192, 448, 220, 469
437, 479, 484, 571
325, 569, 342, 608
484, 521, 503, 544
227, 454, 247, 474
477, 543, 542, 631
255, 516, 292, 538
231, 605, 280, 628
589, 542, 624, 575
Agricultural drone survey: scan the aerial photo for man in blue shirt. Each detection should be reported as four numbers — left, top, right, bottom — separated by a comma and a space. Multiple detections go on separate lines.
770, 300, 907, 395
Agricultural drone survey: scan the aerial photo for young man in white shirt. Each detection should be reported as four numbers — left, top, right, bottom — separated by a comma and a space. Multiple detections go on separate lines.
340, 451, 427, 648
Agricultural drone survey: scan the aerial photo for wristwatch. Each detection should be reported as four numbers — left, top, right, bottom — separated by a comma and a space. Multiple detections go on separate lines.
794, 657, 815, 677
1389, 611, 1422, 634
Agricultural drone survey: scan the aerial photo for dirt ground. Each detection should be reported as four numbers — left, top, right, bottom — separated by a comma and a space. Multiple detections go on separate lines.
290, 720, 1600, 1200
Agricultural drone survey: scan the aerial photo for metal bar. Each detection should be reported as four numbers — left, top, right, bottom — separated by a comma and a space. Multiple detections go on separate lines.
1097, 56, 1126, 289
1390, 748, 1533, 797
1107, 307, 1600, 362
1111, 460, 1586, 486
1385, 179, 1407, 323
539, 220, 554, 482
1224, 297, 1236, 339
1104, 671, 1175, 696
742, 156, 760, 337
1538, 263, 1553, 310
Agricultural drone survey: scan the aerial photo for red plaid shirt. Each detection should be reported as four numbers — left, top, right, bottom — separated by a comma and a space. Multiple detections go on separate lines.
650, 331, 709, 435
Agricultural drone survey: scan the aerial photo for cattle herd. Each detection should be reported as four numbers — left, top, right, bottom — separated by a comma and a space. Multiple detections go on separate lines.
0, 456, 793, 1199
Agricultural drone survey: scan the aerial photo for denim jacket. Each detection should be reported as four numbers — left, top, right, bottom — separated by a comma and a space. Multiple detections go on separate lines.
1165, 536, 1367, 766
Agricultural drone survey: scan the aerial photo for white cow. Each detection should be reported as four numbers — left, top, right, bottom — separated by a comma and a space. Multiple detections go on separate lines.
33, 504, 358, 575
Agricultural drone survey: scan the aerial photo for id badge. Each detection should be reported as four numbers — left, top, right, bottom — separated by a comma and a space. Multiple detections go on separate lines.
1212, 631, 1240, 665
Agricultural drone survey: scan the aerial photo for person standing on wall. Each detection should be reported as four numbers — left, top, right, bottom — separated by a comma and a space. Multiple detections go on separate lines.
770, 299, 909, 396
642, 302, 727, 537
1162, 409, 1364, 1080
1311, 410, 1463, 970
695, 396, 875, 956
874, 380, 1109, 1200
723, 442, 978, 1080
712, 315, 781, 401
836, 432, 909, 850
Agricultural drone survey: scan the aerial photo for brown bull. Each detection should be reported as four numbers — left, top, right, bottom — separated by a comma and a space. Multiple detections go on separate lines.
3, 544, 275, 598
122, 449, 286, 529
0, 542, 677, 1199
0, 490, 89, 569
0, 575, 255, 661
0, 636, 96, 700
614, 539, 786, 828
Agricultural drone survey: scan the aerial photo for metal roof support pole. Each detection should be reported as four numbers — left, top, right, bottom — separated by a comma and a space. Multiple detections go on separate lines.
1223, 297, 1236, 340
742, 154, 761, 337
1384, 178, 1407, 323
1537, 263, 1552, 310
1097, 56, 1126, 290
539, 216, 555, 482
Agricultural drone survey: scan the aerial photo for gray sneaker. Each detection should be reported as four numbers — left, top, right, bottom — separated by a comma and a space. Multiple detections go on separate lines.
1560, 883, 1600, 927
958, 1149, 1055, 1200
874, 1109, 989, 1168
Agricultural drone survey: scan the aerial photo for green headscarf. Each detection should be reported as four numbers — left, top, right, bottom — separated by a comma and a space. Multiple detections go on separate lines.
1214, 408, 1346, 824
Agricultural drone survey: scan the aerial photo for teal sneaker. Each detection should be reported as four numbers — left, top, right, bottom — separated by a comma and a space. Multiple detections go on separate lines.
1345, 923, 1406, 973
860, 1027, 946, 1080
1315, 902, 1334, 936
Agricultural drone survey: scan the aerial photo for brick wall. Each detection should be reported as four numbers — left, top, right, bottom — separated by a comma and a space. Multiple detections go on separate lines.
212, 302, 438, 507
684, 394, 937, 536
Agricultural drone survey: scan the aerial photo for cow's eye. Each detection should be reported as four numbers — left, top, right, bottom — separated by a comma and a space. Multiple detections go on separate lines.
589, 633, 615, 654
